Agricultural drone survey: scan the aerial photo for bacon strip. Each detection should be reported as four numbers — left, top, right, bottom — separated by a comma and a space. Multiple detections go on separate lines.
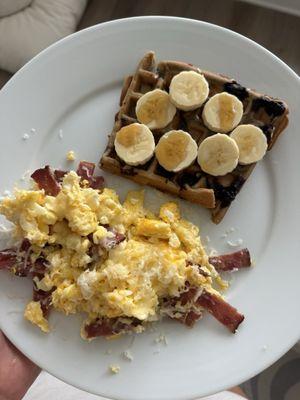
180, 310, 202, 327
31, 166, 61, 196
209, 248, 251, 271
0, 239, 31, 276
77, 161, 104, 190
0, 243, 50, 279
77, 161, 95, 179
84, 317, 141, 338
33, 287, 54, 318
31, 257, 49, 279
197, 291, 244, 333
54, 170, 67, 183
89, 176, 105, 190
0, 249, 17, 270
98, 227, 125, 250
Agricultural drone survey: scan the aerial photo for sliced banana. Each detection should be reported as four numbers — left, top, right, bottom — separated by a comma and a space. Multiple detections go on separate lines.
230, 124, 267, 165
114, 123, 155, 166
197, 133, 239, 176
169, 71, 209, 111
202, 92, 243, 133
136, 89, 176, 130
155, 130, 197, 172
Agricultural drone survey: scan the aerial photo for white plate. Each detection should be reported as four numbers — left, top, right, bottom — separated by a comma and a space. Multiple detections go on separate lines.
0, 16, 299, 400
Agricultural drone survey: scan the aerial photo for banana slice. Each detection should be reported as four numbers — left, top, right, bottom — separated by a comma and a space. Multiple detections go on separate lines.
230, 124, 267, 165
202, 92, 243, 133
136, 89, 176, 130
114, 123, 155, 166
169, 71, 209, 111
155, 130, 197, 172
197, 133, 239, 176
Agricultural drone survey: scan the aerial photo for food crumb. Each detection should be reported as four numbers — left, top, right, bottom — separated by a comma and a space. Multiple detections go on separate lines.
155, 334, 168, 345
19, 170, 31, 182
66, 150, 76, 161
22, 133, 29, 140
122, 350, 133, 361
58, 129, 63, 139
109, 364, 120, 374
30, 128, 36, 133
209, 248, 218, 257
3, 190, 11, 197
205, 235, 210, 243
227, 239, 243, 247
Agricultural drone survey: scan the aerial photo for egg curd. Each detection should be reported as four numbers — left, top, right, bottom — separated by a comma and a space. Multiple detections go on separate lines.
0, 171, 222, 338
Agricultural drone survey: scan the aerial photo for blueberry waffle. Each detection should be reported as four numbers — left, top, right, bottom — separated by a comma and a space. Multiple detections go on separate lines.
100, 52, 289, 223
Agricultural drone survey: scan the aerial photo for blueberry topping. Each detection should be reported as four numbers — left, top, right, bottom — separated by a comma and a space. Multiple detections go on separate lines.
177, 171, 202, 188
224, 81, 249, 101
155, 164, 175, 181
261, 124, 274, 145
252, 97, 285, 117
212, 177, 245, 207
121, 165, 137, 176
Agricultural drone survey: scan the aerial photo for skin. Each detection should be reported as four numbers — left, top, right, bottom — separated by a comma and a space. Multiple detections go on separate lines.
0, 330, 247, 400
0, 331, 40, 400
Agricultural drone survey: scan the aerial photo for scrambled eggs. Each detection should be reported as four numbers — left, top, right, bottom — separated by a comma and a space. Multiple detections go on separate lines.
0, 171, 220, 337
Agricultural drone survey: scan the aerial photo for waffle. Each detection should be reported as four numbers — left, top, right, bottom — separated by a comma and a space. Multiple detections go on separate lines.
100, 52, 289, 223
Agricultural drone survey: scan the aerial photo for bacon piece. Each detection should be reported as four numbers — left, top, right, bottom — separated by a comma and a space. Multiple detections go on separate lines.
98, 227, 125, 250
179, 310, 202, 327
84, 317, 141, 338
178, 286, 199, 306
0, 239, 32, 276
33, 287, 54, 318
89, 175, 105, 190
197, 291, 244, 333
0, 249, 17, 270
0, 242, 50, 279
31, 257, 49, 279
77, 161, 104, 190
31, 166, 61, 196
209, 248, 251, 271
20, 239, 31, 252
77, 161, 95, 179
54, 170, 67, 183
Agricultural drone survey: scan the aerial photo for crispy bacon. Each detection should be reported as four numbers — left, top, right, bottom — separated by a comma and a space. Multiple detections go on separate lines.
161, 284, 203, 327
53, 169, 67, 183
33, 287, 54, 318
197, 291, 244, 333
77, 161, 95, 179
178, 285, 199, 306
89, 176, 105, 190
0, 240, 31, 276
19, 238, 31, 252
209, 248, 251, 271
0, 243, 50, 280
31, 166, 61, 196
77, 161, 104, 189
31, 257, 49, 280
98, 227, 125, 250
84, 317, 141, 338
179, 310, 202, 327
0, 249, 18, 270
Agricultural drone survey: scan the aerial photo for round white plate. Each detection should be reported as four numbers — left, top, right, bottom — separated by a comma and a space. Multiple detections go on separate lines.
0, 16, 299, 400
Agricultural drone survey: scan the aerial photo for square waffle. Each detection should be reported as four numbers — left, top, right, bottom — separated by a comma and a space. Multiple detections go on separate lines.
100, 52, 289, 223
